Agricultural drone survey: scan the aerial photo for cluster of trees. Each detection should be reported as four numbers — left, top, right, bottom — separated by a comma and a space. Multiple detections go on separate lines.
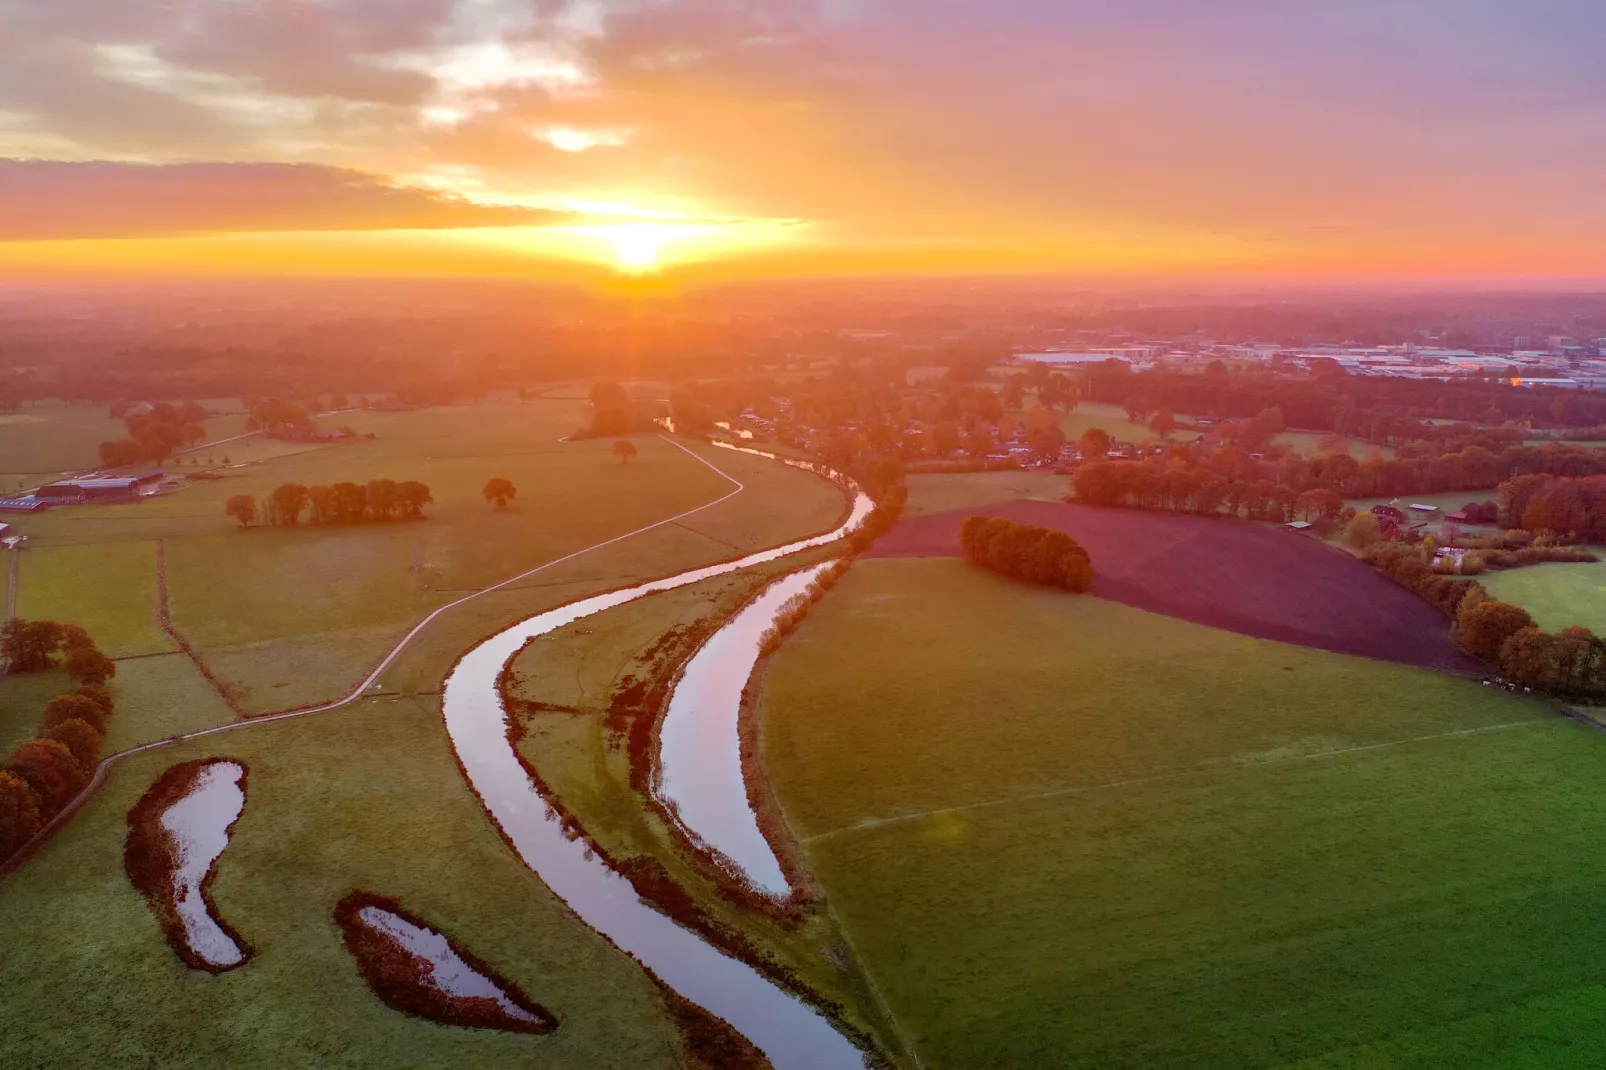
1498, 474, 1606, 539
98, 401, 210, 467
241, 397, 313, 435
1072, 456, 1350, 523
226, 479, 433, 527
960, 516, 1094, 592
844, 458, 908, 554
0, 621, 118, 861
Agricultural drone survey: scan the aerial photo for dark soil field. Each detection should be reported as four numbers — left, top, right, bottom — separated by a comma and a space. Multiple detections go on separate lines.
868, 500, 1479, 671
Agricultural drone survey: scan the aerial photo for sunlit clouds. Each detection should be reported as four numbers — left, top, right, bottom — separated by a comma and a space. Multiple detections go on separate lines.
2, 1, 1606, 280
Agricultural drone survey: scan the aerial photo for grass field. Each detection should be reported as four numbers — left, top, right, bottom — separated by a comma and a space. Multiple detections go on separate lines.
12, 541, 172, 658
0, 410, 865, 1068
1482, 560, 1606, 634
1056, 401, 1173, 445
1274, 431, 1397, 459
0, 401, 249, 485
756, 557, 1602, 1068
904, 470, 1066, 518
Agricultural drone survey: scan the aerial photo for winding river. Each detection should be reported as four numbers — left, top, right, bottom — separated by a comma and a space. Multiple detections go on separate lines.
442, 444, 874, 1070
655, 561, 831, 897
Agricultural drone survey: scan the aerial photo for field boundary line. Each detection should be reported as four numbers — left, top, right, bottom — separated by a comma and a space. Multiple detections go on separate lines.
154, 537, 247, 719
805, 718, 1555, 845
0, 435, 757, 878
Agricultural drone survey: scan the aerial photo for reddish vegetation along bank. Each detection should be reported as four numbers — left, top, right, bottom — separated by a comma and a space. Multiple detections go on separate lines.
869, 500, 1479, 672
124, 758, 253, 974
332, 891, 557, 1036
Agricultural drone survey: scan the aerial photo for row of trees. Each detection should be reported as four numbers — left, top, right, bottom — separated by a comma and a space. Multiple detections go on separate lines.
960, 516, 1094, 592
0, 621, 118, 861
226, 480, 433, 527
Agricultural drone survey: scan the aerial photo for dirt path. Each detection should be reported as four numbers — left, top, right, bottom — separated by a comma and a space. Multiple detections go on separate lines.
155, 537, 247, 719
0, 435, 754, 877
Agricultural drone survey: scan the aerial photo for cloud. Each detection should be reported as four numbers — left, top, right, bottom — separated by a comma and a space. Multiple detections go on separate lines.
0, 159, 575, 240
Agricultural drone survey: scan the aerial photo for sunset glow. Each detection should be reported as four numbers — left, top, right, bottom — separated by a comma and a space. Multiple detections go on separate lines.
1, 2, 1603, 284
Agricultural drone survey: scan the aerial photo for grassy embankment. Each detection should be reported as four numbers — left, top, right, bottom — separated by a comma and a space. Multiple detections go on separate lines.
757, 557, 1606, 1068
0, 420, 861, 1068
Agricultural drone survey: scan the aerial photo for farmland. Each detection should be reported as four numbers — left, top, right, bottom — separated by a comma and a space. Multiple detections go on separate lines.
1482, 559, 1606, 635
904, 470, 1065, 518
0, 401, 871, 1069
756, 557, 1603, 1068
0, 401, 250, 488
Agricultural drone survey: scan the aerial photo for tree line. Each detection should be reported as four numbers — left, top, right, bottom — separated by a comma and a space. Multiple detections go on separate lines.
226, 479, 432, 527
961, 516, 1094, 592
0, 621, 119, 862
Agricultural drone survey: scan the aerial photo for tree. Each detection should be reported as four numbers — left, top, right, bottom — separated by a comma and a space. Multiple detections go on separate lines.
45, 719, 102, 771
64, 645, 115, 686
224, 493, 256, 533
5, 739, 86, 815
269, 483, 309, 526
0, 619, 64, 673
1345, 512, 1381, 549
1023, 405, 1065, 461
397, 481, 433, 519
41, 693, 110, 735
180, 422, 206, 447
613, 440, 639, 464
482, 478, 517, 508
0, 771, 41, 860
73, 683, 114, 718
1149, 408, 1177, 440
331, 482, 367, 523
366, 479, 399, 521
1078, 428, 1113, 459
1458, 599, 1535, 662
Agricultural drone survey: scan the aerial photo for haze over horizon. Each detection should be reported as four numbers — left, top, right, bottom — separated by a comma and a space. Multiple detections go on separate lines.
4, 1, 1605, 284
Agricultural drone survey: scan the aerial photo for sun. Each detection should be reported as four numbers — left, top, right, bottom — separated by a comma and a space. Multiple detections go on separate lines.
603, 224, 672, 272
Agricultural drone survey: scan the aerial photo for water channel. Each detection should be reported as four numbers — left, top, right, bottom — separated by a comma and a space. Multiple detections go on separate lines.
441, 444, 874, 1069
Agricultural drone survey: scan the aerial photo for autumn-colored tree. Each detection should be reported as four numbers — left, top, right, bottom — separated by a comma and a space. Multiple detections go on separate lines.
331, 481, 368, 523
45, 719, 102, 771
269, 483, 309, 526
1457, 599, 1536, 662
1295, 488, 1345, 522
0, 771, 41, 860
1023, 405, 1065, 461
5, 739, 87, 815
306, 484, 337, 524
613, 440, 639, 464
1078, 427, 1113, 459
397, 481, 433, 518
366, 479, 400, 520
40, 693, 110, 735
1149, 408, 1178, 440
64, 644, 116, 686
73, 683, 114, 717
0, 619, 64, 673
482, 478, 517, 508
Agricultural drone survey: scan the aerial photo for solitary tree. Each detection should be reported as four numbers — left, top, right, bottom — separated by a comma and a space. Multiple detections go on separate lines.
1149, 408, 1178, 440
1078, 427, 1113, 459
483, 478, 517, 508
226, 494, 257, 528
613, 440, 639, 464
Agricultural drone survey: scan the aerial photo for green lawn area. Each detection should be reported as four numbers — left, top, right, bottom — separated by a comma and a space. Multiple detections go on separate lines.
0, 423, 863, 1068
1482, 560, 1606, 635
904, 470, 1066, 518
757, 557, 1602, 1068
12, 541, 172, 658
1057, 401, 1175, 445
1275, 431, 1396, 459
0, 401, 248, 487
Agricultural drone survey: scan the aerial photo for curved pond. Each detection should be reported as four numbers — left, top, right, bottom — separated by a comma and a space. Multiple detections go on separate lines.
163, 760, 248, 969
443, 444, 872, 1070
654, 561, 831, 897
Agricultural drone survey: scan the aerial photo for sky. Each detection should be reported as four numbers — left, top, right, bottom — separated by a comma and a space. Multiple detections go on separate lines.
2, 0, 1605, 283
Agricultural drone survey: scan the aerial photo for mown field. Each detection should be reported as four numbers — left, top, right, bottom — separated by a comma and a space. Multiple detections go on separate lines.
757, 557, 1606, 1068
1482, 559, 1606, 635
0, 417, 866, 1068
